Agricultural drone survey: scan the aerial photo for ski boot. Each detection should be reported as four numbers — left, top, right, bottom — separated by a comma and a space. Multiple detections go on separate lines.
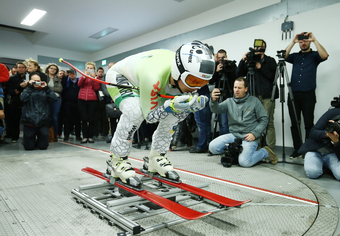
107, 154, 142, 189
143, 148, 180, 183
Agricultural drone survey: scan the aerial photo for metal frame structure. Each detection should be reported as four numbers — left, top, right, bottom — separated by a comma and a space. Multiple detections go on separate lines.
72, 176, 229, 235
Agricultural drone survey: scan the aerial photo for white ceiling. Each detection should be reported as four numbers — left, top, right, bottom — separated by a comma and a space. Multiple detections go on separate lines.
0, 0, 233, 54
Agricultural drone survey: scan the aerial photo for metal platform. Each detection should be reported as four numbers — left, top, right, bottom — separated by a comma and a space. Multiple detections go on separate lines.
0, 141, 339, 236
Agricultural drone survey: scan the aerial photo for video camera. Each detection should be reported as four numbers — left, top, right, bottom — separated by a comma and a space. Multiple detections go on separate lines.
221, 138, 242, 168
325, 120, 340, 134
331, 96, 340, 108
245, 39, 265, 66
218, 57, 237, 73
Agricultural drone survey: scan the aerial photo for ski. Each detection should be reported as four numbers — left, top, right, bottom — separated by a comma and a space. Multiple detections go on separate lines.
81, 167, 212, 220
135, 168, 251, 207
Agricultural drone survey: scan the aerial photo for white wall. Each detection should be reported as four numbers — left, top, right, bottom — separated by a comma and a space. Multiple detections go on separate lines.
205, 3, 340, 147
0, 29, 90, 62
90, 0, 280, 61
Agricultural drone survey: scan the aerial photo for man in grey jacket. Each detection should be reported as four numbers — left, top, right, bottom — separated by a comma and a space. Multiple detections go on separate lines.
209, 77, 278, 167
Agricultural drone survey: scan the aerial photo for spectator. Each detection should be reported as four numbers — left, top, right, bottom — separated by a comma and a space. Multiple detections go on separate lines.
10, 66, 17, 76
5, 62, 27, 143
285, 32, 329, 158
0, 102, 4, 139
210, 49, 237, 137
78, 62, 100, 143
209, 77, 278, 167
45, 63, 63, 141
61, 69, 81, 141
20, 72, 58, 150
189, 85, 212, 153
236, 39, 278, 150
0, 63, 9, 143
93, 67, 109, 140
299, 108, 340, 181
57, 69, 66, 138
26, 58, 47, 82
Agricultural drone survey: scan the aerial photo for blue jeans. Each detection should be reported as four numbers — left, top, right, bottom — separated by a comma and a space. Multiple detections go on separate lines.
193, 96, 212, 150
304, 151, 340, 181
218, 113, 229, 135
50, 98, 61, 135
209, 133, 269, 167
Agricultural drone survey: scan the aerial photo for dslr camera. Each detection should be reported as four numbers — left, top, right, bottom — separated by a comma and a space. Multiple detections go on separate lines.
325, 120, 340, 134
219, 57, 237, 73
221, 138, 242, 168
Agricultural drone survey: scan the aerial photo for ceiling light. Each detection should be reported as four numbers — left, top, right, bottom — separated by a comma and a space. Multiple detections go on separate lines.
89, 27, 118, 39
21, 9, 46, 26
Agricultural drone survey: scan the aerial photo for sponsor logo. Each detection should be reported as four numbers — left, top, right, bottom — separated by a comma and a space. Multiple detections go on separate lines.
188, 46, 195, 63
127, 125, 138, 141
150, 81, 161, 110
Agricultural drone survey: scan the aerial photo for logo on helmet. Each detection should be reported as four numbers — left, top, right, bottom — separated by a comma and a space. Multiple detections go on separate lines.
188, 46, 195, 63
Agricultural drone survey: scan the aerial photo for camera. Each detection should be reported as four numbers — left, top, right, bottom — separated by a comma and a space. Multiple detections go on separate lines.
221, 138, 242, 168
331, 96, 340, 108
298, 34, 309, 40
325, 120, 340, 133
219, 57, 237, 73
32, 81, 41, 86
276, 50, 286, 59
245, 48, 262, 65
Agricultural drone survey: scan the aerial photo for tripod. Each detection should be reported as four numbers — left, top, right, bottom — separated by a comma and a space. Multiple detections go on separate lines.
212, 73, 232, 139
246, 66, 256, 96
267, 51, 303, 163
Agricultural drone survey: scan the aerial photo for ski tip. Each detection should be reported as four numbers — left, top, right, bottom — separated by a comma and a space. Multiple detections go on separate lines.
194, 211, 213, 220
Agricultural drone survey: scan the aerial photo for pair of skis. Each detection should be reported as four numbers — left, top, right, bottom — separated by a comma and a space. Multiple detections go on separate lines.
81, 167, 250, 220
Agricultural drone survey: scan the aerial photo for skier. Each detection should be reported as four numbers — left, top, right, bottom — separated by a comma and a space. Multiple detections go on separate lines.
106, 41, 215, 187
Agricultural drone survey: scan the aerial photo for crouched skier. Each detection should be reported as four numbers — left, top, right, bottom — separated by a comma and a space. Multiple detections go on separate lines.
105, 41, 215, 188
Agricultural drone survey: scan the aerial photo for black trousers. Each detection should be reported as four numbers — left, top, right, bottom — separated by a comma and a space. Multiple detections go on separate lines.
94, 102, 109, 137
11, 106, 22, 141
288, 89, 316, 151
23, 125, 49, 150
63, 101, 81, 138
78, 100, 98, 139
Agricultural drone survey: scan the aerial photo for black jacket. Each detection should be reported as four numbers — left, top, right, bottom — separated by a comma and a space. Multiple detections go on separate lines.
298, 108, 340, 160
6, 72, 26, 107
20, 84, 58, 127
236, 55, 278, 99
61, 77, 80, 103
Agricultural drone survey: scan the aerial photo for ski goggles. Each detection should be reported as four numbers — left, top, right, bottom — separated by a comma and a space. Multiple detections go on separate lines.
182, 74, 209, 89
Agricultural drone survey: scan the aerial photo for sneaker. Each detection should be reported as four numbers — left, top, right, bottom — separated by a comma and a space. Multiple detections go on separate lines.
81, 138, 88, 143
189, 147, 207, 153
263, 146, 278, 165
11, 139, 18, 143
290, 150, 302, 159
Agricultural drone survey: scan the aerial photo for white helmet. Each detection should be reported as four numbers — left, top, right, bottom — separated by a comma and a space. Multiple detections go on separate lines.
171, 41, 215, 89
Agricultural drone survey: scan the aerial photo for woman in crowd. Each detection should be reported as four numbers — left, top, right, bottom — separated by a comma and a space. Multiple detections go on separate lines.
78, 62, 100, 143
26, 58, 48, 82
45, 63, 63, 141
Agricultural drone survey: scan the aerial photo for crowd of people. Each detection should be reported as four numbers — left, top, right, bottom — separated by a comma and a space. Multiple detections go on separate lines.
1, 32, 339, 183
0, 59, 120, 149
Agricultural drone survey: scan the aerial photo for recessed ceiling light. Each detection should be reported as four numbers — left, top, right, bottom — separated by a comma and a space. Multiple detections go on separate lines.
21, 9, 46, 26
89, 27, 118, 39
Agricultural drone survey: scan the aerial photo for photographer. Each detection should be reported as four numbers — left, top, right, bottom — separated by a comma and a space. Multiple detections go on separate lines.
20, 72, 58, 150
285, 32, 329, 159
236, 39, 278, 150
210, 49, 237, 135
209, 77, 278, 167
299, 107, 340, 181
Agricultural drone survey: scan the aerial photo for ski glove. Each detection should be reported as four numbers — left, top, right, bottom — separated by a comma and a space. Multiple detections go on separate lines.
164, 94, 208, 113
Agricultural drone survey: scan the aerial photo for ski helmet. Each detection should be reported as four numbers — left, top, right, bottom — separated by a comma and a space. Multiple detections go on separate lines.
171, 41, 215, 89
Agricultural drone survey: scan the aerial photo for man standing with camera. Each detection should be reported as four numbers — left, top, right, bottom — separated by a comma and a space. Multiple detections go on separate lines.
298, 107, 340, 181
236, 39, 278, 151
210, 49, 237, 136
209, 77, 278, 167
285, 32, 329, 159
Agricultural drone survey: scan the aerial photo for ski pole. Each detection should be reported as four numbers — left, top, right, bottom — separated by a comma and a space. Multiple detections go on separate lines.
59, 58, 139, 90
59, 58, 175, 99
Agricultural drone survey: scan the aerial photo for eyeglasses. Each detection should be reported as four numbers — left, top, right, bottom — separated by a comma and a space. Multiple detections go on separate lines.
184, 74, 209, 88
